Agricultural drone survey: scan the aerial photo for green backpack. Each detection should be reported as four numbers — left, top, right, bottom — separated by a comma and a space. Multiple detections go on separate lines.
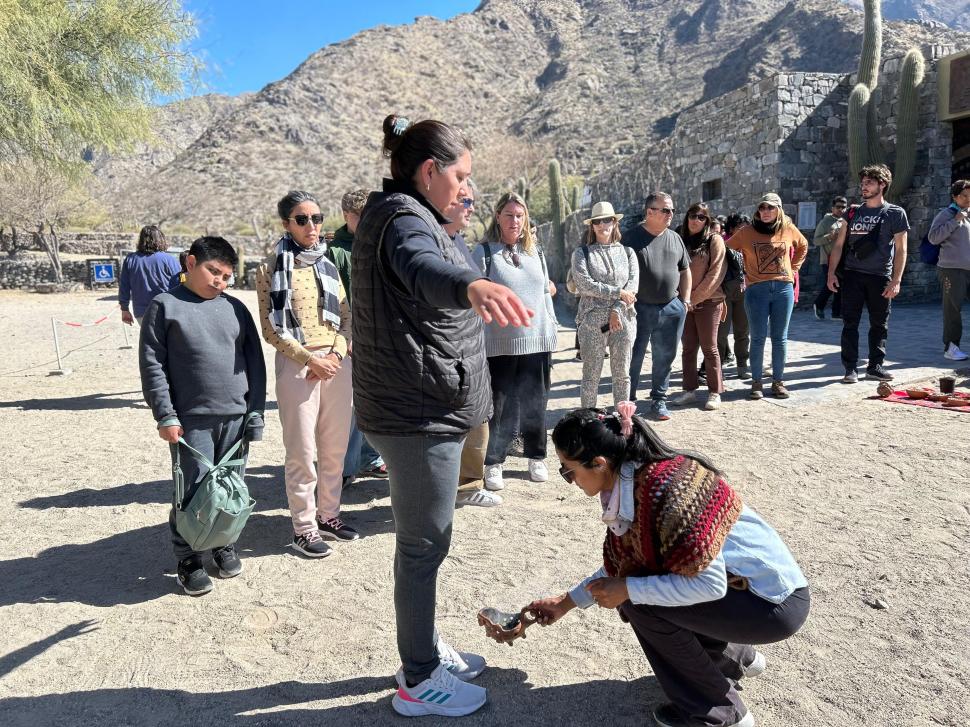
172, 426, 255, 552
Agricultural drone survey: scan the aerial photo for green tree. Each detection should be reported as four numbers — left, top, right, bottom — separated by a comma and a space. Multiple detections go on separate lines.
0, 0, 197, 175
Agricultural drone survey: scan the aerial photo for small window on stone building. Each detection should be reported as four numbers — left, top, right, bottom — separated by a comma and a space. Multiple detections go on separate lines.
702, 179, 722, 201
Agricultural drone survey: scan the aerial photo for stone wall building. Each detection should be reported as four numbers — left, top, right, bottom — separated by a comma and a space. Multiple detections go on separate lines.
547, 44, 967, 306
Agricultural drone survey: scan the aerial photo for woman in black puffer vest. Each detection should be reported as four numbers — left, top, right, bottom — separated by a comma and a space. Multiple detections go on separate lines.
352, 114, 530, 718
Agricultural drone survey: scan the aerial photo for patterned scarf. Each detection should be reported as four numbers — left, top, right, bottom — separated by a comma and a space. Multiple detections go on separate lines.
267, 235, 342, 343
603, 455, 742, 578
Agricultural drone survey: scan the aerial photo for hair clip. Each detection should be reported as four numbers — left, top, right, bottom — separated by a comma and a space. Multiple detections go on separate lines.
392, 117, 411, 136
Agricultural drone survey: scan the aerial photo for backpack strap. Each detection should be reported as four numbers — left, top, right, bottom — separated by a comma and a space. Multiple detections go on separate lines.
479, 242, 493, 278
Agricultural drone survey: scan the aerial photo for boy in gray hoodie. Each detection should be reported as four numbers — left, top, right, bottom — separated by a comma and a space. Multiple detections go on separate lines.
139, 236, 266, 595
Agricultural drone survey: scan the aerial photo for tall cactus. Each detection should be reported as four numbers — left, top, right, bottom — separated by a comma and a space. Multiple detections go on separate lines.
235, 243, 246, 287
888, 49, 925, 200
516, 176, 531, 206
570, 183, 582, 214
847, 0, 925, 200
548, 158, 566, 264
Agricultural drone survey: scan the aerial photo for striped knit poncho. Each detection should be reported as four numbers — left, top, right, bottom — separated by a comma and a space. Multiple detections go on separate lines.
603, 455, 742, 578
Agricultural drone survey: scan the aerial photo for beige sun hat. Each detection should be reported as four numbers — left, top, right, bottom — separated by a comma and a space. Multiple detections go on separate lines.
583, 201, 624, 225
758, 192, 783, 208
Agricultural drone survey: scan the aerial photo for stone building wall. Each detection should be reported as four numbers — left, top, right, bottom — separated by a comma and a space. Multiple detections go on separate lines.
0, 231, 261, 257
574, 47, 958, 305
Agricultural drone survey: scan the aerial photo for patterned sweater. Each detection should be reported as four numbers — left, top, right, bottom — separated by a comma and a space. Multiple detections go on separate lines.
603, 455, 742, 578
571, 242, 639, 326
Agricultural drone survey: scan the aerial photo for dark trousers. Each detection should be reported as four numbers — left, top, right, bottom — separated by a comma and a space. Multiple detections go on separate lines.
939, 267, 969, 349
168, 414, 247, 560
485, 352, 551, 465
367, 432, 464, 684
621, 586, 810, 727
717, 280, 749, 367
839, 269, 891, 372
813, 264, 841, 317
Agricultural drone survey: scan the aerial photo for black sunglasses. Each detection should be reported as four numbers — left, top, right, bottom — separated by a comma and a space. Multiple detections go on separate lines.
757, 204, 776, 212
688, 213, 709, 222
289, 213, 325, 227
648, 207, 675, 215
592, 218, 615, 226
462, 198, 475, 209
559, 460, 593, 484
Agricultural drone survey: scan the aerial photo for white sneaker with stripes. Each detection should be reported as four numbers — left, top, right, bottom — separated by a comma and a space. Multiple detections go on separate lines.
392, 662, 486, 717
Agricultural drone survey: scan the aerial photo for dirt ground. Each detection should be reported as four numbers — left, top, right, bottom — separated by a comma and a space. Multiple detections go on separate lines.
0, 289, 967, 727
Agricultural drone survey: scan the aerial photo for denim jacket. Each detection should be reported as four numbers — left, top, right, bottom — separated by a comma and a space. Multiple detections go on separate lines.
570, 505, 807, 609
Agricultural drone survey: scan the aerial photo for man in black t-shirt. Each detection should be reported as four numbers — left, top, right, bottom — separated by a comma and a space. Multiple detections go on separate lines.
827, 164, 910, 383
624, 191, 692, 421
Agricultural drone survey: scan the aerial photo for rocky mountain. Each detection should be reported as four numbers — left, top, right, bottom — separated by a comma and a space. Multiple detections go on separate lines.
95, 0, 968, 229
842, 0, 970, 30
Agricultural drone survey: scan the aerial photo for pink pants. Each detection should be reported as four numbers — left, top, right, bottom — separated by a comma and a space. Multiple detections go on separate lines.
275, 351, 353, 534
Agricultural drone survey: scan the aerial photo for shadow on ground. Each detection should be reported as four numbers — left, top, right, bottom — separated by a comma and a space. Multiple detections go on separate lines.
0, 670, 662, 726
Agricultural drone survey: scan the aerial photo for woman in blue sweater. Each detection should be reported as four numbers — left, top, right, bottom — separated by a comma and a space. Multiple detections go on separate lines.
119, 225, 182, 324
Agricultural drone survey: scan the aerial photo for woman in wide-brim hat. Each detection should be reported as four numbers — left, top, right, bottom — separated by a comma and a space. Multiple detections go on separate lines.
571, 201, 639, 408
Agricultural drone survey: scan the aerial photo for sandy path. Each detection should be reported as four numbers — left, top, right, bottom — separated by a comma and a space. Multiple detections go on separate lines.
0, 289, 967, 726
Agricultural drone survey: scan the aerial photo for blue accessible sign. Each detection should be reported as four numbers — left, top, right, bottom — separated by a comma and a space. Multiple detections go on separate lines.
88, 259, 117, 287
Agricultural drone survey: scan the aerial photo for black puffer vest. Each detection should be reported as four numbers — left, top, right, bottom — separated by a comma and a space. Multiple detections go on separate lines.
351, 189, 491, 435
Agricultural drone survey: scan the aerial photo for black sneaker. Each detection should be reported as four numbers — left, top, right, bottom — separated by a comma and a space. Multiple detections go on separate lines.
291, 530, 333, 558
317, 516, 360, 542
866, 365, 894, 382
212, 544, 242, 578
177, 555, 214, 596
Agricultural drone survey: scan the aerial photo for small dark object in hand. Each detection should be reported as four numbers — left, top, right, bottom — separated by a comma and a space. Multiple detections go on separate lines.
600, 322, 611, 333
478, 606, 538, 646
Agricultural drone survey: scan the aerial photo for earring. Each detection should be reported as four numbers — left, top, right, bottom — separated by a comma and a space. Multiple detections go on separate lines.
425, 182, 431, 193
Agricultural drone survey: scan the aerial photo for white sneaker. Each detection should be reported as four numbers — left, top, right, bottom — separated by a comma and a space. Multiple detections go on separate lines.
671, 389, 698, 406
392, 662, 486, 717
484, 464, 504, 491
704, 393, 721, 411
528, 458, 548, 482
456, 489, 502, 507
741, 650, 766, 679
394, 641, 486, 688
944, 343, 969, 361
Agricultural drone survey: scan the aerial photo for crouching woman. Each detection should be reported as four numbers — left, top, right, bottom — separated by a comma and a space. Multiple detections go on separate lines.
529, 405, 810, 727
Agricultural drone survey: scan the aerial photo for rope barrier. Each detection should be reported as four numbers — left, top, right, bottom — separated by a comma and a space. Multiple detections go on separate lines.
49, 308, 131, 375
51, 309, 117, 327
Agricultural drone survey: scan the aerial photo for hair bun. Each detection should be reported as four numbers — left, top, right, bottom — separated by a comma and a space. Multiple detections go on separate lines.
382, 114, 412, 157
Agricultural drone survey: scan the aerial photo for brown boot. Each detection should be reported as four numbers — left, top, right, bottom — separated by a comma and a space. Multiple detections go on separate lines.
771, 381, 790, 399
748, 380, 764, 400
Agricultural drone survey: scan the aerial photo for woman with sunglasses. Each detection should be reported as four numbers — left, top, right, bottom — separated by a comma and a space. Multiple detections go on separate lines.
472, 191, 559, 491
256, 191, 356, 557
352, 115, 530, 718
725, 194, 808, 400
522, 405, 809, 727
571, 201, 638, 408
673, 203, 726, 410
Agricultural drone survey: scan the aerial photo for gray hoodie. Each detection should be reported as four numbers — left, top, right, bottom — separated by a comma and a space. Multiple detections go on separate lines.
928, 205, 970, 271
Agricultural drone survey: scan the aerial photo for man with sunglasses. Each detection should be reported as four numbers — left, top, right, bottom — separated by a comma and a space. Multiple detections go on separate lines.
811, 196, 847, 320
623, 191, 692, 421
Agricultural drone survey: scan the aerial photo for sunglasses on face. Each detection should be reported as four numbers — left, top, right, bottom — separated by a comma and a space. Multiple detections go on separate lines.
289, 213, 325, 227
592, 218, 614, 226
757, 204, 777, 212
688, 213, 709, 222
461, 198, 475, 209
559, 463, 578, 484
648, 207, 675, 215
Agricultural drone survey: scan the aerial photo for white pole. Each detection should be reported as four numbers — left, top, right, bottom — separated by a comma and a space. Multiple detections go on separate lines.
49, 318, 71, 375
120, 318, 133, 349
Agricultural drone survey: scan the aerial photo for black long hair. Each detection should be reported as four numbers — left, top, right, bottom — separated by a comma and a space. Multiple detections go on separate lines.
677, 202, 715, 256
552, 407, 721, 475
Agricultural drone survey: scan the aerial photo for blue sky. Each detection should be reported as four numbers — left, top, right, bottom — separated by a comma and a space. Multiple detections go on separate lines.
181, 1, 480, 97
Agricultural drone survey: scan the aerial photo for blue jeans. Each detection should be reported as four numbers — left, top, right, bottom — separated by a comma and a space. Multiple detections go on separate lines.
743, 281, 794, 382
342, 412, 384, 478
629, 297, 687, 402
